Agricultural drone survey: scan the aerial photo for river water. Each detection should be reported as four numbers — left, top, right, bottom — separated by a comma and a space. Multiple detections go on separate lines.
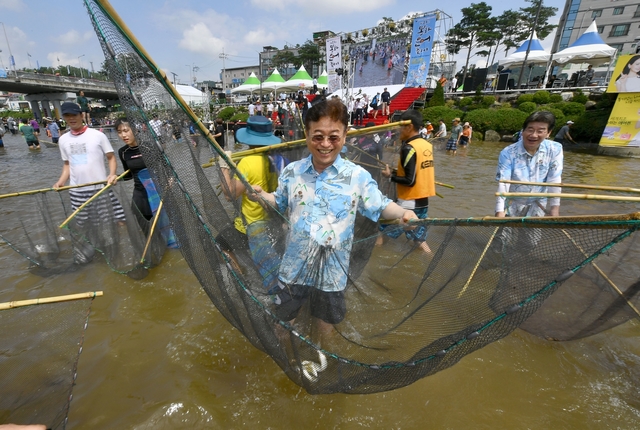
1, 132, 640, 429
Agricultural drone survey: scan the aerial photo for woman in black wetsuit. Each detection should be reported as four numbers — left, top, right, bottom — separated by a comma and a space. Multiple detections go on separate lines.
115, 118, 153, 229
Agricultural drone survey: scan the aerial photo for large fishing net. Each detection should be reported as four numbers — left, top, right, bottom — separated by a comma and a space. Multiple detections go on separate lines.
84, 0, 640, 394
0, 181, 165, 279
0, 293, 99, 429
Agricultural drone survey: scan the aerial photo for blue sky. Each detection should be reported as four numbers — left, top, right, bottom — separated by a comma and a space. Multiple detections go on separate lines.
0, 0, 565, 82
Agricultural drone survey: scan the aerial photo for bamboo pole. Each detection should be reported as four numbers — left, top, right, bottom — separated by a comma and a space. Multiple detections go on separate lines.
58, 170, 130, 229
201, 120, 413, 168
0, 179, 111, 200
500, 180, 640, 194
458, 227, 499, 298
140, 200, 163, 264
0, 291, 103, 310
378, 212, 640, 228
561, 229, 640, 318
496, 192, 640, 202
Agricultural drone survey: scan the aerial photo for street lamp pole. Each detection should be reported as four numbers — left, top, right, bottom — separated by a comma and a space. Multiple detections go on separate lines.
219, 48, 228, 93
78, 54, 85, 78
0, 22, 16, 77
186, 64, 192, 85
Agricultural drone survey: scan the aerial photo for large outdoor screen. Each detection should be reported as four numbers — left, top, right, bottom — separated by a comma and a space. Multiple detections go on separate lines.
350, 35, 409, 87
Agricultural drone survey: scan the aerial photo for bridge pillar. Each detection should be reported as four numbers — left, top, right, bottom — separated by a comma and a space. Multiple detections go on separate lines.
41, 102, 52, 119
29, 100, 43, 121
25, 92, 75, 119
51, 100, 61, 119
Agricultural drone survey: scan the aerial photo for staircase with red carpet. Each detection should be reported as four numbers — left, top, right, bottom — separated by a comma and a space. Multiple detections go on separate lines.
361, 87, 425, 126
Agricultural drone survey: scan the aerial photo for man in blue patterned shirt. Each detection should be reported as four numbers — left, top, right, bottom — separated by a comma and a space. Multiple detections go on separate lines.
495, 111, 563, 217
251, 98, 417, 328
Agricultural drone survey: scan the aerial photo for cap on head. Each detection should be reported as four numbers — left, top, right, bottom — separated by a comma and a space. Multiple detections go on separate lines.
235, 116, 281, 146
453, 117, 461, 123
567, 120, 574, 124
61, 102, 82, 115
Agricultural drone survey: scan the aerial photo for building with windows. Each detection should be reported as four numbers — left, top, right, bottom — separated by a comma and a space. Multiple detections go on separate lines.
259, 46, 300, 81
553, 0, 640, 55
221, 65, 260, 94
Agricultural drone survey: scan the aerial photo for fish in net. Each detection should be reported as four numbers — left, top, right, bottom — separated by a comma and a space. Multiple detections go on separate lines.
0, 180, 166, 279
84, 0, 640, 394
0, 292, 100, 429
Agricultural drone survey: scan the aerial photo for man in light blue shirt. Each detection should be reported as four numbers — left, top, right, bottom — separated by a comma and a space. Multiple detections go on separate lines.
495, 111, 563, 217
251, 98, 417, 327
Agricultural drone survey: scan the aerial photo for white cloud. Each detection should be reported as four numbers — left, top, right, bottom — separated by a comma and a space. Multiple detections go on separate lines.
0, 0, 25, 12
179, 22, 226, 56
56, 30, 84, 45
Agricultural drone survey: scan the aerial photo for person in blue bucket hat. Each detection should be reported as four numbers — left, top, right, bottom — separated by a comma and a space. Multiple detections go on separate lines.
218, 115, 284, 293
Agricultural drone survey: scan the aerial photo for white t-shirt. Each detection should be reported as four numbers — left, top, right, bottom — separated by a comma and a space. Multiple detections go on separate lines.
59, 128, 114, 189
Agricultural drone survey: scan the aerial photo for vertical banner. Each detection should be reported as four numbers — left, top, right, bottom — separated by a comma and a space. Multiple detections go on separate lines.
599, 93, 640, 147
326, 36, 342, 94
606, 54, 640, 93
405, 15, 437, 88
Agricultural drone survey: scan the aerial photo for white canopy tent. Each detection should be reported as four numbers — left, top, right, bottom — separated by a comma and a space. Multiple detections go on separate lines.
498, 32, 551, 68
280, 65, 314, 92
230, 72, 262, 94
553, 20, 617, 65
175, 84, 207, 104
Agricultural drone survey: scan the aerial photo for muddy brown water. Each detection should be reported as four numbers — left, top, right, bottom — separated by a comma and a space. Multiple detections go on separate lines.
1, 133, 639, 429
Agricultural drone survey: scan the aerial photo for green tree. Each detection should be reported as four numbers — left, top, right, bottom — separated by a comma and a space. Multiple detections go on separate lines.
428, 82, 445, 107
271, 51, 299, 78
516, 0, 558, 42
446, 2, 494, 84
492, 10, 522, 64
297, 40, 322, 76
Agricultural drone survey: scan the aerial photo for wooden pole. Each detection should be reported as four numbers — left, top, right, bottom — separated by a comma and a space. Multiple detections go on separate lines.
0, 291, 103, 310
58, 170, 130, 229
140, 200, 163, 264
458, 227, 499, 298
0, 179, 110, 200
201, 120, 413, 168
561, 229, 640, 318
496, 192, 640, 202
500, 179, 640, 194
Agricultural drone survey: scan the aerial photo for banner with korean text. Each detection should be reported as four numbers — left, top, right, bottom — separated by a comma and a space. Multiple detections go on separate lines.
405, 15, 436, 88
326, 36, 342, 94
599, 93, 640, 147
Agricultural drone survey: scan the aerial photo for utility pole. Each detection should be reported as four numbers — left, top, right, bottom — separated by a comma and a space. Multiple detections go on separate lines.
170, 72, 178, 86
219, 48, 228, 93
78, 54, 85, 79
192, 65, 200, 86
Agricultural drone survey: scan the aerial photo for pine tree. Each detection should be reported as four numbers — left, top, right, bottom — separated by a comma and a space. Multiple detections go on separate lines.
429, 82, 445, 107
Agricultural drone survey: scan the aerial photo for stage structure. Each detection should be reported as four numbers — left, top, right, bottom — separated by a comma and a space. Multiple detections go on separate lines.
322, 10, 455, 101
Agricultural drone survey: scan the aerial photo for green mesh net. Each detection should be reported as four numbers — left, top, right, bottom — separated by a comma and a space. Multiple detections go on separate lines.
0, 295, 98, 429
82, 0, 640, 394
0, 181, 165, 279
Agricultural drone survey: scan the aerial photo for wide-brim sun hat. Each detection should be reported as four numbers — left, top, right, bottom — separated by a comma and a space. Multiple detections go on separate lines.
236, 115, 281, 146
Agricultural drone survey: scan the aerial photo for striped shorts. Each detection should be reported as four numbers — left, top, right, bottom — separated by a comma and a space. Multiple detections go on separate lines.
69, 187, 126, 226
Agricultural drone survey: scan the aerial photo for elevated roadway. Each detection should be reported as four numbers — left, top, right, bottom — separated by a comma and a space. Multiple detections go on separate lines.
0, 71, 117, 99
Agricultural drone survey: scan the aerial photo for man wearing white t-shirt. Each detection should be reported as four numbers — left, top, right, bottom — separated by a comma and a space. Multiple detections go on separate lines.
53, 102, 124, 220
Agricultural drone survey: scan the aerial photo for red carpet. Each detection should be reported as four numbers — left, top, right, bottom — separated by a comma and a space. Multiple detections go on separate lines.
361, 87, 425, 126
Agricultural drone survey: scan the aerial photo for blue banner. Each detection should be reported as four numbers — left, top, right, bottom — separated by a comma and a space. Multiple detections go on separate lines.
10, 55, 14, 66
405, 15, 436, 88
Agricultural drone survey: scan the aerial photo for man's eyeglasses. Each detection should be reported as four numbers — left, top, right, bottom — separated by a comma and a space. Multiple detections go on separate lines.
310, 135, 343, 144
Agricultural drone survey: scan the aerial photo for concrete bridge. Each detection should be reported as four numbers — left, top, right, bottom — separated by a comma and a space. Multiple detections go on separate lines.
0, 71, 117, 119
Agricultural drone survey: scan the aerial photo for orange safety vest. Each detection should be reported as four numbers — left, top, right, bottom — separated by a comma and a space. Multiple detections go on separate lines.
396, 137, 436, 200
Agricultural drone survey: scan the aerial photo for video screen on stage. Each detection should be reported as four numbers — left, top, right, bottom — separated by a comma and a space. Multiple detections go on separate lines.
349, 35, 409, 87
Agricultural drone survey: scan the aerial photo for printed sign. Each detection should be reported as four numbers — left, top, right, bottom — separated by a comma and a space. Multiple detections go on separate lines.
405, 15, 437, 88
599, 93, 640, 147
606, 54, 640, 93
